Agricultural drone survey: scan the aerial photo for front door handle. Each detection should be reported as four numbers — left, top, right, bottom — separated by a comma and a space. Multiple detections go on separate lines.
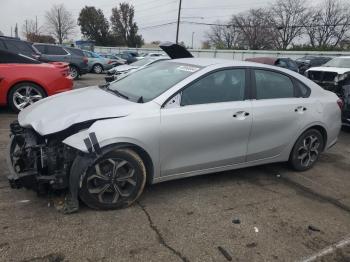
233, 111, 250, 119
295, 106, 307, 113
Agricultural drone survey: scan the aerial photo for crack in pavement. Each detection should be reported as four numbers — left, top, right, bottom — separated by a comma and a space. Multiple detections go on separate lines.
137, 201, 190, 262
262, 166, 350, 214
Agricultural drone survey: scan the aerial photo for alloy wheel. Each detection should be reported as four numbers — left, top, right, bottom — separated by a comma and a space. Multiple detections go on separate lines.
93, 65, 103, 74
69, 66, 79, 79
12, 86, 43, 111
297, 135, 320, 167
87, 158, 137, 204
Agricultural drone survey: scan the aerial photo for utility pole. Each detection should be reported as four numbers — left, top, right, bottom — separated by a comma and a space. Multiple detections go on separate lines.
35, 16, 38, 34
175, 0, 182, 44
191, 32, 195, 49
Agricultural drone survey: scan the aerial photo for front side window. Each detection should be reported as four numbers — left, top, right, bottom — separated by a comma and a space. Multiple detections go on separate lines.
181, 69, 246, 106
254, 70, 294, 99
107, 62, 201, 102
34, 44, 46, 53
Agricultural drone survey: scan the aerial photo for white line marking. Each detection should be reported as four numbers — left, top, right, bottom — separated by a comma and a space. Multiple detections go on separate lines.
300, 235, 350, 262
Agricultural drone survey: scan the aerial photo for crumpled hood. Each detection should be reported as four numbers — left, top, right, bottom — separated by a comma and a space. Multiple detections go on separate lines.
18, 86, 138, 136
307, 66, 350, 74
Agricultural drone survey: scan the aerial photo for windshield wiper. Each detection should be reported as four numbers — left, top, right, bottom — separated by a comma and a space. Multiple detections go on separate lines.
110, 88, 129, 100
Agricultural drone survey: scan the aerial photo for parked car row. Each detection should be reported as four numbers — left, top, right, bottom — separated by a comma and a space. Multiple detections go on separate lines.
0, 50, 73, 112
0, 36, 89, 80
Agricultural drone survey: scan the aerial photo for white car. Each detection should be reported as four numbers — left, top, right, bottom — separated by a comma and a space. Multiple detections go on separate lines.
7, 43, 342, 213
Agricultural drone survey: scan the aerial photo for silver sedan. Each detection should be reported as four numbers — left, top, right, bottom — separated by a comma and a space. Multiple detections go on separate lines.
7, 57, 341, 212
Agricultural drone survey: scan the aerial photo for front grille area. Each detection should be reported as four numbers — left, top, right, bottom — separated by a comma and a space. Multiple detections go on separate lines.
308, 71, 338, 82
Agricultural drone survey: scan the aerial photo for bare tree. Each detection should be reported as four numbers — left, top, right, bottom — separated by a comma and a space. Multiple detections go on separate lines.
233, 9, 274, 50
305, 0, 350, 48
45, 4, 76, 44
268, 0, 309, 49
22, 19, 41, 39
205, 19, 240, 49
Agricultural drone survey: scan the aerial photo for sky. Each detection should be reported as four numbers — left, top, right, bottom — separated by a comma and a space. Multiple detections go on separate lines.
0, 0, 324, 48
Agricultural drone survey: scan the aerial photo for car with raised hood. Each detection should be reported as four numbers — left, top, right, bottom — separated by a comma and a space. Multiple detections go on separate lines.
6, 43, 341, 213
0, 50, 73, 112
105, 56, 170, 82
305, 56, 350, 126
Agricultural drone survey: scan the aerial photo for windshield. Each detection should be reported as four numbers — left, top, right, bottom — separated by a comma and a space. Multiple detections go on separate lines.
130, 58, 154, 67
323, 57, 350, 68
108, 62, 202, 102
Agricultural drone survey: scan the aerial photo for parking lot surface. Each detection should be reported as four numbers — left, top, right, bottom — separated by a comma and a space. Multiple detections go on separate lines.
0, 74, 349, 262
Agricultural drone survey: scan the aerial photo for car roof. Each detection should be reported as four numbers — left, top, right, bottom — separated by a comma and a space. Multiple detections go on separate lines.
169, 57, 272, 68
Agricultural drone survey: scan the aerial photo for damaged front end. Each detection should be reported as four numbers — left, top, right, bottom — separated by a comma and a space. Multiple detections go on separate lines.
7, 121, 77, 193
306, 70, 350, 126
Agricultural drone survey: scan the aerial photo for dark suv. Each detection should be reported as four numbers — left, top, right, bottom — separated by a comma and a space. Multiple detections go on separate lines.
0, 36, 40, 59
33, 43, 89, 79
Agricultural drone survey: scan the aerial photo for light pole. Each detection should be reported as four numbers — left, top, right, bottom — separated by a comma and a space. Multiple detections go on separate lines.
176, 0, 182, 44
191, 32, 195, 49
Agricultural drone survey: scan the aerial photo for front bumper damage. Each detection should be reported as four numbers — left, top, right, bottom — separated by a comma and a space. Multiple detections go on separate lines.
6, 121, 105, 213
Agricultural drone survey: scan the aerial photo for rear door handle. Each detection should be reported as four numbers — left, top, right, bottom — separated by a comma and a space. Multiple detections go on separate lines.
233, 111, 250, 119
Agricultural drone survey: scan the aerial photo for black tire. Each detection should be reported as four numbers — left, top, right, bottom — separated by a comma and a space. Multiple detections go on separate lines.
289, 129, 324, 171
69, 65, 80, 80
8, 82, 46, 113
79, 148, 146, 210
92, 64, 103, 74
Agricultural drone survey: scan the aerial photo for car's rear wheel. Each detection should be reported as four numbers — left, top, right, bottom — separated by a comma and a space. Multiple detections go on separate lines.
8, 82, 46, 113
79, 149, 146, 210
69, 65, 80, 80
289, 129, 324, 171
92, 64, 103, 74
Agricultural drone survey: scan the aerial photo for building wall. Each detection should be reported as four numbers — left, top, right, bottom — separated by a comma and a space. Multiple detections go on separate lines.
94, 46, 350, 60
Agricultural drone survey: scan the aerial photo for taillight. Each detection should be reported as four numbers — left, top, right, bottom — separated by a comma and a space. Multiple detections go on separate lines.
108, 60, 113, 64
83, 57, 88, 64
337, 98, 344, 110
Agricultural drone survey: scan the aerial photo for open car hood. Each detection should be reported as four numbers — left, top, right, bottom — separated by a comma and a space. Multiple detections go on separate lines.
159, 42, 193, 59
306, 67, 350, 75
18, 86, 138, 136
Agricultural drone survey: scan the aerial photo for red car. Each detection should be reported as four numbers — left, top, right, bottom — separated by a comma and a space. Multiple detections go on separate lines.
0, 50, 73, 112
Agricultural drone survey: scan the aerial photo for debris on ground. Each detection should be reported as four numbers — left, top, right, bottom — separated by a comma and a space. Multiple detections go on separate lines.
254, 227, 259, 233
17, 200, 30, 203
232, 218, 241, 224
246, 242, 258, 248
218, 246, 233, 261
308, 225, 321, 232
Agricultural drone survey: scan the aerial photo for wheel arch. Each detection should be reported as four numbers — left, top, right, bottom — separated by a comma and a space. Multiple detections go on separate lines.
308, 125, 328, 151
7, 81, 47, 104
100, 142, 155, 185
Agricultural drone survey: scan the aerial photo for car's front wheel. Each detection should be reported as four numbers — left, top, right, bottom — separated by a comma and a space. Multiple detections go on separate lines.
8, 82, 46, 112
289, 129, 324, 171
79, 148, 146, 210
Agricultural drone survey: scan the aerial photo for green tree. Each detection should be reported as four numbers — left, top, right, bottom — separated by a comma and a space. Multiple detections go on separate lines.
78, 6, 111, 46
110, 2, 144, 47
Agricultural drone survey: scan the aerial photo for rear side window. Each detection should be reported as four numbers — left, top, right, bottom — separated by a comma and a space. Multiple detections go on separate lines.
254, 70, 294, 99
5, 40, 34, 55
0, 40, 6, 49
66, 47, 84, 56
295, 80, 311, 97
46, 45, 67, 55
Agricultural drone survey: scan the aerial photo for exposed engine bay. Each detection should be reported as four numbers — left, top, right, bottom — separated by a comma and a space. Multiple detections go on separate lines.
7, 121, 77, 193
